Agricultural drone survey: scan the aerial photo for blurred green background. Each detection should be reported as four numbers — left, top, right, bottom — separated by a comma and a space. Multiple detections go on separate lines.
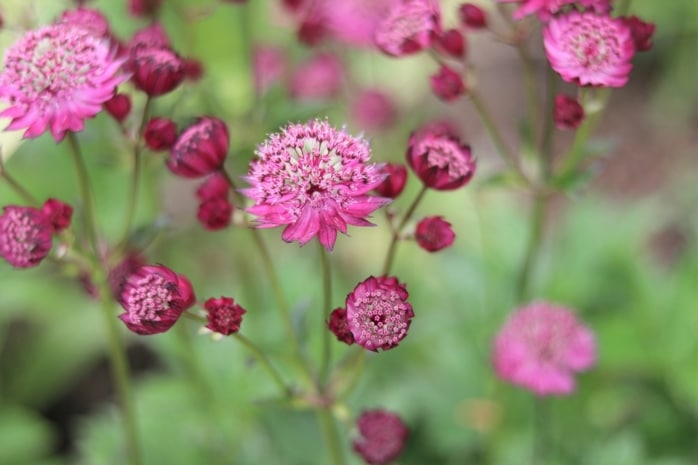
0, 0, 696, 464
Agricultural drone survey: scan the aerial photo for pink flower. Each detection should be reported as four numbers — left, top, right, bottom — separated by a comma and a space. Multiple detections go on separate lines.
0, 205, 53, 268
373, 163, 408, 199
182, 57, 204, 82
353, 409, 409, 465
0, 24, 127, 142
436, 29, 466, 58
350, 89, 397, 132
129, 23, 171, 50
41, 198, 73, 233
243, 120, 389, 251
289, 53, 343, 101
103, 93, 132, 123
56, 7, 111, 38
493, 301, 596, 396
109, 252, 147, 301
252, 45, 286, 95
327, 307, 355, 345
459, 3, 487, 29
406, 126, 476, 190
553, 94, 585, 129
622, 16, 656, 52
415, 216, 455, 252
430, 64, 466, 101
196, 173, 233, 230
375, 0, 440, 57
143, 117, 177, 151
167, 117, 229, 178
544, 12, 635, 88
196, 172, 230, 200
119, 264, 195, 335
345, 276, 414, 351
322, 0, 401, 48
204, 296, 246, 336
498, 0, 611, 21
131, 46, 185, 97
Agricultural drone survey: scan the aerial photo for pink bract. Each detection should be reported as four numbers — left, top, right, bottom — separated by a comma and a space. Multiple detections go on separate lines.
544, 12, 635, 88
41, 198, 73, 233
0, 24, 127, 142
353, 409, 409, 465
242, 120, 389, 251
375, 0, 440, 57
493, 301, 596, 396
498, 0, 611, 21
119, 264, 195, 335
373, 163, 408, 199
345, 276, 414, 351
289, 53, 343, 101
328, 307, 355, 345
0, 205, 53, 268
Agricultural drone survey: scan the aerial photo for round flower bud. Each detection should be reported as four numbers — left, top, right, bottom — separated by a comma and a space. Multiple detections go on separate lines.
204, 296, 246, 336
459, 3, 487, 29
167, 117, 229, 178
143, 117, 177, 151
131, 46, 185, 97
327, 307, 355, 345
553, 94, 585, 130
0, 205, 53, 268
415, 216, 455, 252
103, 93, 132, 123
41, 198, 73, 233
437, 29, 465, 58
373, 163, 408, 199
430, 64, 466, 101
353, 409, 409, 465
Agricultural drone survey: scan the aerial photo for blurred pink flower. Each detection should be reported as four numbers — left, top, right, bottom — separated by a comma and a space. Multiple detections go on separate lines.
498, 0, 610, 21
353, 409, 409, 465
253, 45, 286, 95
350, 89, 397, 132
328, 307, 355, 345
41, 198, 73, 233
56, 7, 110, 37
323, 0, 401, 47
553, 94, 584, 129
204, 296, 246, 335
373, 163, 408, 199
0, 24, 127, 141
415, 216, 455, 252
242, 120, 389, 251
289, 53, 343, 100
544, 12, 635, 87
0, 205, 53, 268
493, 301, 596, 396
430, 64, 466, 101
131, 46, 185, 97
375, 0, 440, 57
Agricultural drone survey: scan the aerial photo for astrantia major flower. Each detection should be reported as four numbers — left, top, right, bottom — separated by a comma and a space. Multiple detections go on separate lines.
345, 276, 414, 351
0, 205, 53, 268
0, 24, 127, 142
242, 120, 389, 251
353, 409, 409, 465
493, 301, 596, 396
544, 11, 635, 88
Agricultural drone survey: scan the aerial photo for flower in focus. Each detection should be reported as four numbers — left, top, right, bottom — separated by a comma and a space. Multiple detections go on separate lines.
41, 198, 73, 233
253, 45, 287, 95
204, 296, 246, 336
493, 301, 596, 396
243, 120, 389, 251
406, 126, 476, 190
196, 173, 233, 231
353, 409, 409, 465
167, 117, 229, 178
553, 94, 585, 129
345, 276, 414, 351
289, 53, 343, 101
0, 24, 127, 141
375, 0, 440, 57
103, 93, 132, 123
459, 3, 487, 29
328, 307, 355, 345
131, 46, 185, 96
350, 89, 397, 132
622, 16, 656, 52
544, 12, 635, 88
373, 163, 408, 199
498, 0, 611, 21
144, 117, 177, 151
0, 205, 53, 268
119, 264, 195, 335
415, 216, 455, 252
430, 64, 466, 101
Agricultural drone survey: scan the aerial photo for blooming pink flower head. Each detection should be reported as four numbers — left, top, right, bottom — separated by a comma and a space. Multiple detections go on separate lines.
0, 205, 53, 268
56, 7, 111, 38
406, 126, 476, 190
323, 0, 401, 48
353, 409, 409, 465
253, 45, 286, 95
143, 117, 177, 151
415, 216, 455, 252
289, 53, 343, 101
41, 198, 73, 233
119, 264, 195, 335
0, 24, 127, 141
350, 89, 397, 132
103, 93, 132, 123
553, 94, 585, 129
129, 0, 163, 18
328, 307, 355, 345
345, 276, 414, 351
373, 163, 408, 199
544, 12, 635, 88
493, 301, 596, 396
131, 46, 185, 97
242, 120, 390, 251
430, 64, 466, 101
375, 0, 440, 57
498, 0, 611, 21
167, 117, 230, 178
622, 16, 656, 52
204, 296, 246, 336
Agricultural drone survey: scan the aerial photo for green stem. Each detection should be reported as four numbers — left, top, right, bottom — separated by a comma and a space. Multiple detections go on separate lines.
382, 185, 428, 276
0, 157, 39, 205
317, 408, 346, 465
319, 244, 333, 386
234, 333, 292, 397
516, 193, 546, 303
66, 132, 100, 257
541, 66, 558, 180
532, 397, 549, 465
516, 44, 541, 144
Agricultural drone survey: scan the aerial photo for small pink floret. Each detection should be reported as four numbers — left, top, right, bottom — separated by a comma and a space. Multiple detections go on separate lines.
493, 301, 596, 396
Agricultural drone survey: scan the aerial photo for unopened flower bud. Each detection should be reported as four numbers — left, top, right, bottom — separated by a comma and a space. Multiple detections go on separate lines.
143, 117, 177, 151
167, 117, 229, 178
415, 216, 455, 252
459, 3, 487, 29
553, 95, 585, 130
103, 93, 132, 123
430, 64, 466, 102
131, 47, 185, 97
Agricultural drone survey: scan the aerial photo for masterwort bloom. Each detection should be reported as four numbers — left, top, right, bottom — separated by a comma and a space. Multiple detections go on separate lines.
493, 301, 596, 396
242, 120, 389, 251
0, 23, 127, 141
544, 11, 635, 88
353, 409, 409, 465
119, 264, 195, 335
0, 205, 53, 268
345, 276, 414, 351
204, 296, 246, 336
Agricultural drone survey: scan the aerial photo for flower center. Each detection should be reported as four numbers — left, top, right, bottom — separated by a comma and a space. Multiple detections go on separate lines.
124, 274, 174, 322
354, 289, 409, 346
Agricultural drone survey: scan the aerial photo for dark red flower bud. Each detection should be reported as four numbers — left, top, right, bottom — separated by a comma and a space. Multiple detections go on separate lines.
204, 296, 246, 335
196, 172, 230, 200
103, 93, 132, 123
298, 18, 327, 47
459, 3, 487, 29
622, 15, 655, 52
41, 198, 73, 233
415, 216, 455, 252
430, 64, 466, 102
374, 163, 408, 199
167, 117, 229, 178
197, 196, 233, 230
327, 307, 354, 345
553, 94, 585, 130
131, 47, 185, 97
183, 57, 204, 81
438, 29, 466, 58
143, 117, 177, 151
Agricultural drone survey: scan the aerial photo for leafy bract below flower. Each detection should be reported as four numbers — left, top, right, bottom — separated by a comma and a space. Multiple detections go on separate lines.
544, 11, 635, 88
0, 23, 127, 142
242, 120, 389, 251
493, 301, 596, 396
